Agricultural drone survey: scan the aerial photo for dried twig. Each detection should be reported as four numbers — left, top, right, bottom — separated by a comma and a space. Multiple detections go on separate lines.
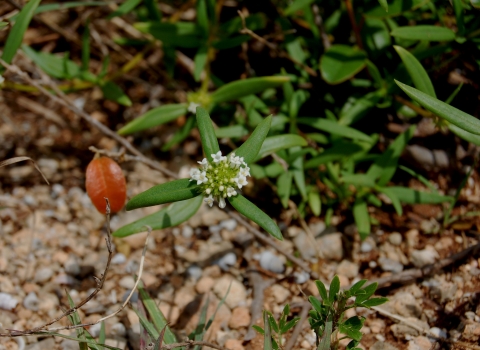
0, 156, 49, 185
237, 10, 317, 77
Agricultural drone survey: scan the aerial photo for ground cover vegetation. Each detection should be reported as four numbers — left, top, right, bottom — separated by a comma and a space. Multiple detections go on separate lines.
0, 0, 480, 349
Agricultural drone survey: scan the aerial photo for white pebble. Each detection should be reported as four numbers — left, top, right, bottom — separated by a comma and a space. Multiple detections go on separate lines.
0, 292, 18, 310
220, 219, 237, 231
360, 241, 373, 253
293, 271, 310, 284
88, 323, 102, 337
186, 265, 203, 280
23, 292, 39, 311
259, 251, 285, 274
34, 267, 54, 283
181, 226, 194, 238
111, 322, 126, 336
429, 327, 447, 338
216, 252, 237, 271
111, 253, 127, 265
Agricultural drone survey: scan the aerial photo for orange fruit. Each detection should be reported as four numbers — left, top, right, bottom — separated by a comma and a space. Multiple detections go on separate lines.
86, 156, 126, 214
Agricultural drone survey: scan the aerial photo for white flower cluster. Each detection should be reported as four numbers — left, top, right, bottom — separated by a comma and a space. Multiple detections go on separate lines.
189, 151, 250, 209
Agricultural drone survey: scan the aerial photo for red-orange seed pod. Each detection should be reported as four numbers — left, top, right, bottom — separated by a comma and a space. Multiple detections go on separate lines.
86, 156, 127, 214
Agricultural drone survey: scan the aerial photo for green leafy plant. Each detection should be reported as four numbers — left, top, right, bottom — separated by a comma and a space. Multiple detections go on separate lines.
308, 276, 388, 350
252, 305, 300, 350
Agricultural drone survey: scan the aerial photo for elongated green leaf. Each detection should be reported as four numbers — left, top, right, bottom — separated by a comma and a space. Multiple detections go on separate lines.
138, 284, 177, 344
1, 0, 41, 66
320, 45, 367, 85
126, 179, 203, 211
0, 22, 8, 29
378, 187, 403, 216
308, 192, 321, 216
291, 148, 307, 200
66, 292, 88, 350
452, 0, 465, 37
366, 125, 415, 186
298, 118, 372, 142
255, 134, 307, 161
339, 91, 381, 125
361, 297, 389, 307
391, 25, 455, 41
22, 45, 82, 79
194, 45, 208, 82
395, 80, 480, 135
355, 283, 378, 304
211, 76, 289, 104
315, 280, 328, 301
228, 194, 283, 240
118, 104, 187, 135
394, 45, 435, 98
235, 116, 272, 163
196, 107, 220, 162
284, 0, 315, 15
10, 2, 110, 19
114, 197, 202, 237
133, 307, 159, 340
42, 332, 121, 350
378, 0, 388, 11
341, 174, 376, 188
135, 22, 202, 48
162, 115, 196, 151
329, 276, 340, 303
339, 316, 363, 341
385, 186, 453, 204
277, 171, 293, 208
215, 125, 249, 139
304, 141, 363, 169
448, 123, 480, 146
108, 0, 141, 19
349, 280, 367, 295
81, 20, 90, 72
353, 199, 370, 239
263, 311, 273, 350
317, 320, 332, 350
100, 81, 132, 106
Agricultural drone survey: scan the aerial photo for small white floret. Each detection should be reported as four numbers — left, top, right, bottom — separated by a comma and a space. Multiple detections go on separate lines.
218, 197, 226, 209
212, 151, 224, 163
188, 102, 200, 113
196, 171, 208, 185
204, 195, 214, 207
197, 158, 208, 169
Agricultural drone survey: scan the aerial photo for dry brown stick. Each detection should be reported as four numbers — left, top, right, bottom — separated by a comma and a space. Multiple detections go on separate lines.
237, 10, 317, 77
1, 59, 319, 282
344, 0, 363, 50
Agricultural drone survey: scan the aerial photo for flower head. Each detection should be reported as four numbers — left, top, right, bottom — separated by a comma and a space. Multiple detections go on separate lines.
189, 151, 251, 209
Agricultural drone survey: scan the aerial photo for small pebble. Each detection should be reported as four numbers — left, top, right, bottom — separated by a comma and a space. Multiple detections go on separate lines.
64, 257, 81, 276
259, 251, 285, 274
181, 226, 194, 239
186, 265, 203, 280
410, 247, 438, 267
111, 322, 126, 336
389, 232, 403, 246
23, 292, 39, 311
216, 252, 237, 271
88, 323, 102, 337
220, 219, 237, 231
378, 257, 403, 273
111, 253, 127, 265
0, 292, 18, 310
34, 267, 53, 283
360, 241, 374, 253
429, 327, 447, 339
293, 271, 310, 284
119, 276, 135, 289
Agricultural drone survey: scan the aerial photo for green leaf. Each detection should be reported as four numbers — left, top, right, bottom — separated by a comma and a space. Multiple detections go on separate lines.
114, 197, 202, 237
317, 320, 332, 350
452, 0, 465, 37
291, 148, 307, 200
81, 20, 90, 72
378, 187, 403, 215
355, 283, 378, 304
298, 118, 372, 142
211, 76, 290, 104
255, 135, 307, 161
1, 0, 41, 67
284, 0, 315, 16
133, 307, 159, 340
263, 311, 273, 350
339, 91, 381, 125
100, 81, 132, 106
138, 284, 177, 344
162, 115, 196, 151
194, 45, 208, 82
235, 116, 272, 164
118, 103, 187, 135
315, 280, 328, 302
196, 107, 220, 162
395, 80, 480, 135
228, 194, 283, 240
126, 179, 203, 211
366, 125, 415, 186
66, 292, 88, 350
378, 0, 388, 12
215, 125, 249, 139
339, 316, 364, 341
108, 0, 141, 19
196, 0, 209, 36
22, 45, 84, 79
349, 280, 367, 295
98, 322, 106, 347
308, 296, 325, 314
135, 22, 202, 48
308, 192, 321, 216
361, 297, 389, 307
281, 317, 301, 334
328, 276, 340, 303
394, 45, 435, 98
320, 45, 367, 85
304, 141, 364, 169
385, 186, 453, 204
448, 123, 480, 146
353, 199, 370, 240
390, 25, 455, 41
277, 171, 293, 209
